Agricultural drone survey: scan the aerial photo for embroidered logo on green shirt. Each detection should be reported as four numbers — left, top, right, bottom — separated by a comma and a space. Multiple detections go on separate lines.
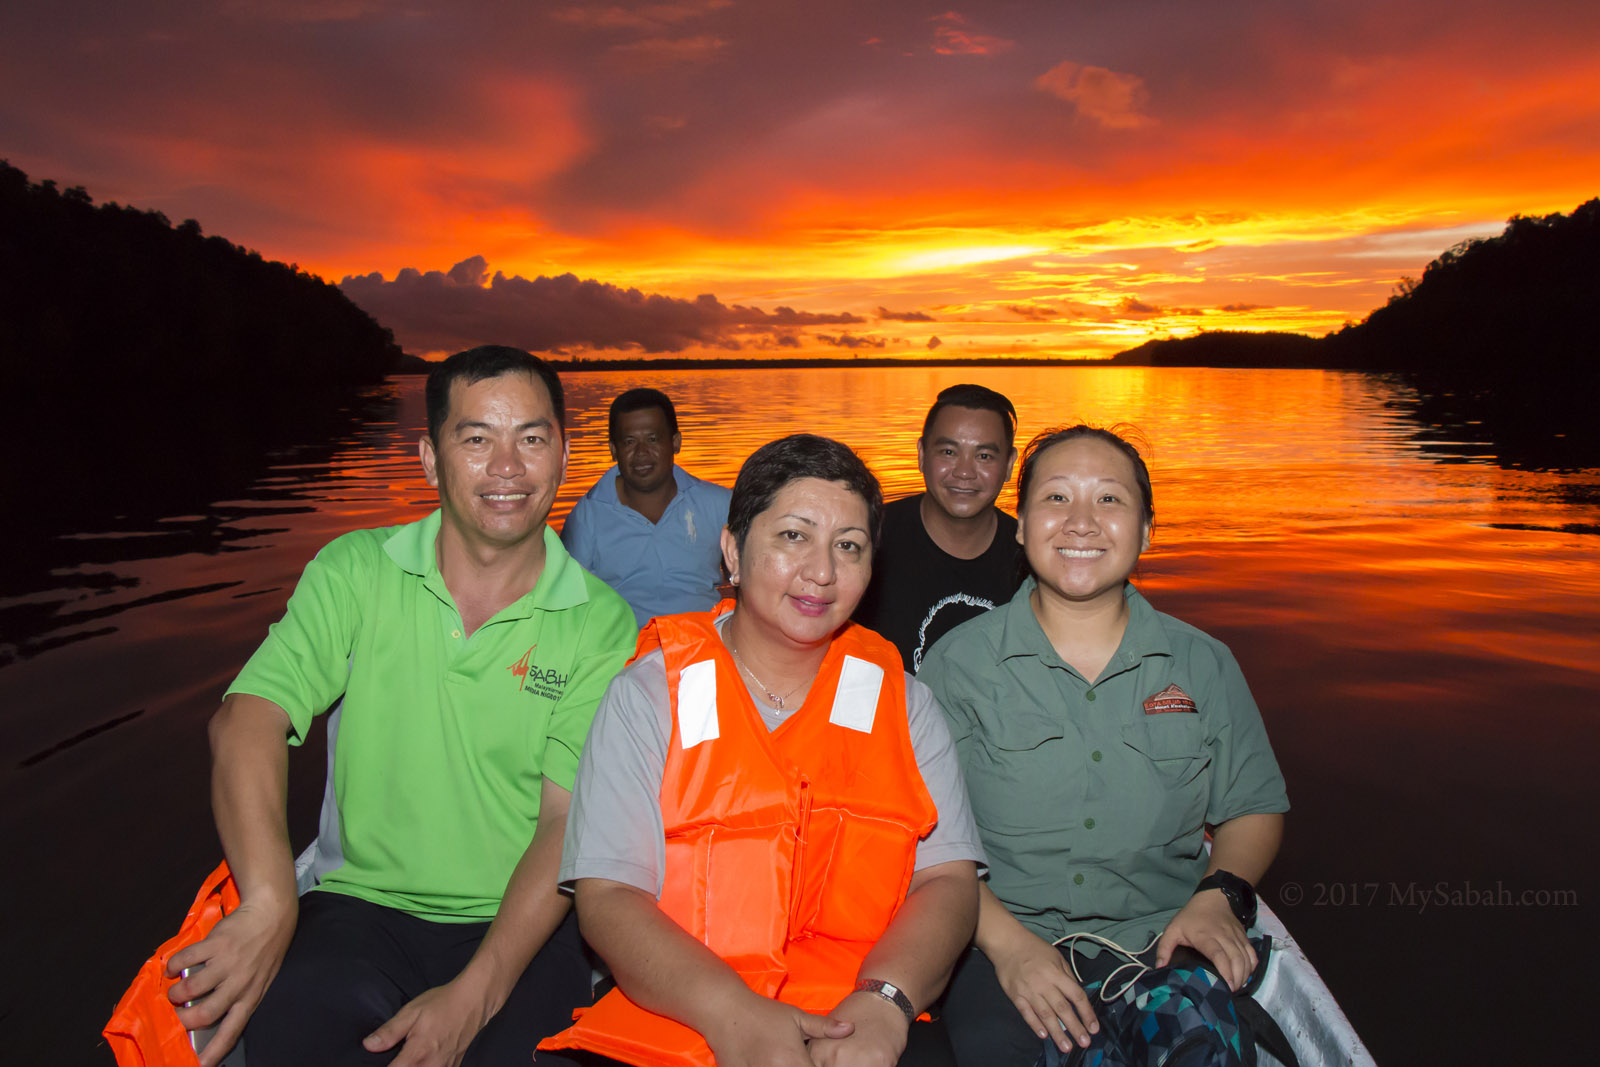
508, 644, 568, 701
508, 645, 537, 685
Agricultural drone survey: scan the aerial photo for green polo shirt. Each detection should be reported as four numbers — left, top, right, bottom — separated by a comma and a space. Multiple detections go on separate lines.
226, 511, 637, 922
918, 579, 1288, 949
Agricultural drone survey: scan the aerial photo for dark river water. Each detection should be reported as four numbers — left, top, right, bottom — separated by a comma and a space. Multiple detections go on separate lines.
3, 367, 1596, 1064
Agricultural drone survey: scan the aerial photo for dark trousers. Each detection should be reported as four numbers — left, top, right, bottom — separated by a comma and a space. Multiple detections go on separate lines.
245, 891, 590, 1067
940, 944, 1141, 1067
546, 1017, 957, 1067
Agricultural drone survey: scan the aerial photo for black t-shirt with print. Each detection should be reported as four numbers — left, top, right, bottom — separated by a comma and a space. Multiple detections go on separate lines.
855, 494, 1022, 672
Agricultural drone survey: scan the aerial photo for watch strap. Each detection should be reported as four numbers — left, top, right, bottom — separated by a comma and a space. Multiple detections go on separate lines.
853, 978, 916, 1024
1195, 870, 1257, 926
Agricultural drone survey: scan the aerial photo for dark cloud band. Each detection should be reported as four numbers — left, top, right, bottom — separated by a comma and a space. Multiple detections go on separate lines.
340, 256, 864, 355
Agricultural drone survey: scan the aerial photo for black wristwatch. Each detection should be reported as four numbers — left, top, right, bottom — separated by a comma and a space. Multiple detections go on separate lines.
854, 978, 916, 1024
1195, 870, 1258, 927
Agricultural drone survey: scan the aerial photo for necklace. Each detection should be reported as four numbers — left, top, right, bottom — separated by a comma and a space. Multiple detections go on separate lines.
727, 641, 807, 710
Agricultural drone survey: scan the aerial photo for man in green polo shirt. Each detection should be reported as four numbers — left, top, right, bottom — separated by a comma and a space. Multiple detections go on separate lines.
166, 347, 637, 1067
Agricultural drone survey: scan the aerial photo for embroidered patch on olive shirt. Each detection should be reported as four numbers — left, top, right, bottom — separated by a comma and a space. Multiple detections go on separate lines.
1143, 683, 1198, 715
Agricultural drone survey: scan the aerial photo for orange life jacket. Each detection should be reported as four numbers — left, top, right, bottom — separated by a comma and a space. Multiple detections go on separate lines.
540, 603, 937, 1067
104, 862, 239, 1067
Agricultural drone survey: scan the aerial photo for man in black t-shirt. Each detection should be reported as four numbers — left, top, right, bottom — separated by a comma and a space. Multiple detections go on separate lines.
856, 384, 1022, 670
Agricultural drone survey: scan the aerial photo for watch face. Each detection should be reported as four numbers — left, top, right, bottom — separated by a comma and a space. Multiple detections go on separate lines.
854, 978, 916, 1022
1223, 874, 1257, 923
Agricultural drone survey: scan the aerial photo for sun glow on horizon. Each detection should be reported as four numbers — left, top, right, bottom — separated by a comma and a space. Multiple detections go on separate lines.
883, 242, 1055, 273
19, 1, 1589, 362
350, 197, 1538, 362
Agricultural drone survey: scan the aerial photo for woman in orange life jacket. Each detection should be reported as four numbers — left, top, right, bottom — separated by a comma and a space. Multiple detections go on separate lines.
540, 434, 984, 1067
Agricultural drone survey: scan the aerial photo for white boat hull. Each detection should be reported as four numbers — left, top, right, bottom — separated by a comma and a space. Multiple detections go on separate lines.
1253, 901, 1375, 1067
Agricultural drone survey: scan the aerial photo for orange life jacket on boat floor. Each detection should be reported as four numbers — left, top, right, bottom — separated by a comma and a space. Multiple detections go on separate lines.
540, 603, 937, 1067
104, 862, 239, 1067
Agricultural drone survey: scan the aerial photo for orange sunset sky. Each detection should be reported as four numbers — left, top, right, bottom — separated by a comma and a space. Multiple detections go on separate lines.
3, 1, 1597, 360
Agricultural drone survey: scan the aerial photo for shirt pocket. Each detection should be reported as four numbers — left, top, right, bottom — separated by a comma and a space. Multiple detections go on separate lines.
965, 709, 1069, 835
1118, 716, 1210, 843
982, 708, 1065, 752
1120, 715, 1208, 783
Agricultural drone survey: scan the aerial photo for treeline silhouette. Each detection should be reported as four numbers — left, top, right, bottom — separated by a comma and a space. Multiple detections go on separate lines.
1112, 330, 1323, 368
1335, 200, 1600, 464
1325, 199, 1599, 375
0, 161, 402, 518
1, 161, 400, 391
1113, 200, 1600, 463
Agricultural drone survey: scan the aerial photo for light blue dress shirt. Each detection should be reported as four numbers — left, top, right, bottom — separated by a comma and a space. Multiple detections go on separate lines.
561, 465, 732, 627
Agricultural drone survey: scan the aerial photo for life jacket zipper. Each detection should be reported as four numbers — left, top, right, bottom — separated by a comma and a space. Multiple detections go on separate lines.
787, 774, 813, 944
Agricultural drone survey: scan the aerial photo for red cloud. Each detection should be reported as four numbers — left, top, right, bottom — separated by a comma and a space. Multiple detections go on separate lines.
1035, 61, 1154, 129
551, 0, 731, 31
608, 34, 729, 69
931, 12, 1014, 56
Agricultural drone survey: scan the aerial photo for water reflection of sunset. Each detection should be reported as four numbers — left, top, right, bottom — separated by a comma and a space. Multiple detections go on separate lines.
191, 371, 1600, 693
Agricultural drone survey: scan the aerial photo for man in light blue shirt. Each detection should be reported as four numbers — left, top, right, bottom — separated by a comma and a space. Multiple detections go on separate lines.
562, 388, 732, 627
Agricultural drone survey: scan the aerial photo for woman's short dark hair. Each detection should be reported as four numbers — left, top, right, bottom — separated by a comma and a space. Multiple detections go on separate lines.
1016, 424, 1155, 530
727, 435, 884, 556
426, 346, 565, 443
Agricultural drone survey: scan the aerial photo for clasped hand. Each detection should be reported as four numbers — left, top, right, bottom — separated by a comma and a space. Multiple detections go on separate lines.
806, 989, 912, 1067
702, 991, 855, 1067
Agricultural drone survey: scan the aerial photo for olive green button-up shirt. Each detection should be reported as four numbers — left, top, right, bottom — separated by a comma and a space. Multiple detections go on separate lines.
918, 579, 1289, 950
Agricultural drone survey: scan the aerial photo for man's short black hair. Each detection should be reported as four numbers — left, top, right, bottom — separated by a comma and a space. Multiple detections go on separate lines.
726, 434, 884, 558
920, 383, 1018, 451
608, 387, 679, 443
425, 346, 565, 443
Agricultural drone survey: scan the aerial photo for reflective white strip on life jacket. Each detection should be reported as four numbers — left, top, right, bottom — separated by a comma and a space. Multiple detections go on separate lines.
828, 655, 883, 733
678, 658, 720, 748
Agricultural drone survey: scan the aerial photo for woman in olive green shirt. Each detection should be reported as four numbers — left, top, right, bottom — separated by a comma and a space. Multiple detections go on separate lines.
918, 425, 1289, 1067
